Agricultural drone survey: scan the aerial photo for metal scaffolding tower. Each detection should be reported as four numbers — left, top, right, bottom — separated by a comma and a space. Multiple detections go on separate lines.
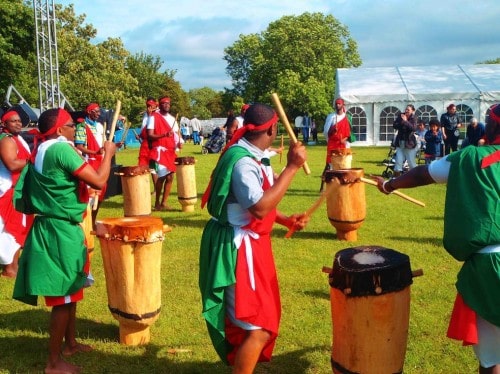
33, 0, 72, 112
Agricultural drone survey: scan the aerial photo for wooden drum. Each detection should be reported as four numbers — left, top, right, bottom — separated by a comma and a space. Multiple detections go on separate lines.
325, 168, 365, 241
119, 165, 151, 217
330, 149, 352, 170
329, 246, 414, 374
175, 157, 197, 212
95, 216, 166, 345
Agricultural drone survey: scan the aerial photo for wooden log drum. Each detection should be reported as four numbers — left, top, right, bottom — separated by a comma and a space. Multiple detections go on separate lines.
95, 216, 166, 345
328, 246, 414, 374
175, 156, 197, 212
330, 148, 352, 170
324, 168, 366, 241
118, 165, 151, 217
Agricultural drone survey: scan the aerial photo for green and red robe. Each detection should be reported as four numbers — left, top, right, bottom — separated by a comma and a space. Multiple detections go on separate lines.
13, 139, 89, 306
199, 145, 281, 365
444, 145, 500, 343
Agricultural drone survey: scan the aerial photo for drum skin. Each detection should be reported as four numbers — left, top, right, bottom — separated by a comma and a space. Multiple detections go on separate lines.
329, 246, 413, 374
95, 216, 164, 345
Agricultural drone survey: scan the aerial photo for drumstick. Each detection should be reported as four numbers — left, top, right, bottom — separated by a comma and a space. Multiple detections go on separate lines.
285, 191, 326, 238
107, 100, 122, 142
271, 93, 311, 175
279, 134, 284, 164
175, 114, 181, 153
360, 177, 426, 207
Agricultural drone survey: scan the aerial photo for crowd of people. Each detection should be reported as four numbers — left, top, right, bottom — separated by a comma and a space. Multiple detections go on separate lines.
0, 97, 498, 373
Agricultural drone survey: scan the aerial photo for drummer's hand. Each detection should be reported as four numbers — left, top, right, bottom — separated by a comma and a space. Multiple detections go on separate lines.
288, 213, 309, 231
286, 141, 307, 170
373, 176, 395, 195
103, 141, 117, 157
115, 141, 124, 149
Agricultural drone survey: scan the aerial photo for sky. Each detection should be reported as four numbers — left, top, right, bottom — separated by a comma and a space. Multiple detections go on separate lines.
56, 0, 500, 91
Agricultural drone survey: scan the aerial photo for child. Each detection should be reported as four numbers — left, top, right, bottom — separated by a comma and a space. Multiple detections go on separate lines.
424, 119, 443, 164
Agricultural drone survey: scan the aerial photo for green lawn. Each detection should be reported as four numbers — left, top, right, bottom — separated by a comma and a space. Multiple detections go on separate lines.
0, 137, 477, 373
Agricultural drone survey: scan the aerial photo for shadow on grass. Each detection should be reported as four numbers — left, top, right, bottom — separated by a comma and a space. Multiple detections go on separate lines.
0, 331, 328, 373
273, 227, 335, 240
389, 235, 442, 247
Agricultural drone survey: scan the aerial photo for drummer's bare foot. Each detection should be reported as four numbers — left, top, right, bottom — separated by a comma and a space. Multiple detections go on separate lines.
1, 264, 17, 278
155, 204, 174, 212
45, 357, 81, 373
62, 342, 93, 356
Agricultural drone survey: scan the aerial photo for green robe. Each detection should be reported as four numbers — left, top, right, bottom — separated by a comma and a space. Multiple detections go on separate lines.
199, 146, 256, 363
13, 141, 88, 306
445, 145, 500, 327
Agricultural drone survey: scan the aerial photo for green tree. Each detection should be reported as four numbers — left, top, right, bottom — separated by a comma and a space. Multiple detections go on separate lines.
0, 0, 38, 105
223, 12, 361, 122
189, 87, 224, 119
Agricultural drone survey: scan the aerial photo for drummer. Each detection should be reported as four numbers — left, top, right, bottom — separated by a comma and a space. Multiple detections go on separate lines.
374, 104, 500, 373
199, 103, 309, 373
12, 108, 116, 374
323, 97, 352, 167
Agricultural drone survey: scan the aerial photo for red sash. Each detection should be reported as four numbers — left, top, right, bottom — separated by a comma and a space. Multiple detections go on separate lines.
326, 115, 350, 163
138, 126, 150, 166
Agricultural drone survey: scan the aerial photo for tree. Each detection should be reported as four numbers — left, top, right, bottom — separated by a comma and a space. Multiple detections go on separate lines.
0, 0, 38, 105
188, 87, 224, 119
223, 12, 361, 122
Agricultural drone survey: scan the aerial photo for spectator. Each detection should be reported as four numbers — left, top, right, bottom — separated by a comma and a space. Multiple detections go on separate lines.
190, 115, 202, 145
424, 119, 444, 164
392, 104, 418, 176
440, 103, 463, 155
463, 117, 485, 148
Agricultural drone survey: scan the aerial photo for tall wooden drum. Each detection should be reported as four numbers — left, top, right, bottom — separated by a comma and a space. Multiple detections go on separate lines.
329, 246, 414, 374
330, 149, 352, 170
325, 168, 365, 241
175, 157, 197, 212
95, 216, 166, 345
119, 165, 151, 216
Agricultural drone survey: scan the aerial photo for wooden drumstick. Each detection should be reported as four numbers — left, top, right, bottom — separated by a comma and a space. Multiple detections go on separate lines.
107, 100, 122, 142
285, 191, 326, 238
279, 134, 284, 164
360, 177, 426, 207
271, 93, 311, 175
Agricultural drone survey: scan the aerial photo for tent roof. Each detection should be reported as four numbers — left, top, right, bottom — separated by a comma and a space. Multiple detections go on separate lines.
335, 64, 500, 104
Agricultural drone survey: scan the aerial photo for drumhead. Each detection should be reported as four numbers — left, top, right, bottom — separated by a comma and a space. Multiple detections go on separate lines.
329, 246, 413, 296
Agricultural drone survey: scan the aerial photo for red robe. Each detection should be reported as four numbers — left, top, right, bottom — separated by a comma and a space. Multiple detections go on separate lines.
149, 112, 177, 172
326, 115, 351, 163
84, 125, 106, 200
0, 134, 33, 246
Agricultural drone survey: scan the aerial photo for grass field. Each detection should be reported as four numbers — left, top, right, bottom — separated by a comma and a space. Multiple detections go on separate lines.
0, 137, 477, 373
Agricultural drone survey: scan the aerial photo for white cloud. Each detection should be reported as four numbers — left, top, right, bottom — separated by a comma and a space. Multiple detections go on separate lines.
57, 0, 500, 90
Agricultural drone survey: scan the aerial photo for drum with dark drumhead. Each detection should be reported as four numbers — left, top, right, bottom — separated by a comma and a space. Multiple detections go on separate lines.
329, 246, 414, 374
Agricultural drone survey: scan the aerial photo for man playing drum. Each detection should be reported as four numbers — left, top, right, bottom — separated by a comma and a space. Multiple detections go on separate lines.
199, 103, 309, 373
375, 104, 500, 374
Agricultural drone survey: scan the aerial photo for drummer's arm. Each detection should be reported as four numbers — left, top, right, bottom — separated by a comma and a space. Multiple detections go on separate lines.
76, 141, 116, 189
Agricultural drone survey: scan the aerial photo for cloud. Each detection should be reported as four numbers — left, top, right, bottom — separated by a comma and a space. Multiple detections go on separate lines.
58, 0, 500, 90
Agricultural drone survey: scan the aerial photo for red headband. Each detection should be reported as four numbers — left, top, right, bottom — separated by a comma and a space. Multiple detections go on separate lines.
489, 105, 500, 124
335, 98, 344, 105
221, 113, 278, 154
146, 99, 158, 106
1, 110, 19, 123
31, 109, 72, 162
159, 97, 171, 104
86, 103, 100, 113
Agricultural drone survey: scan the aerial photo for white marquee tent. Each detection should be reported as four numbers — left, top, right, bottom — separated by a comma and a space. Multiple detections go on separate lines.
335, 64, 500, 145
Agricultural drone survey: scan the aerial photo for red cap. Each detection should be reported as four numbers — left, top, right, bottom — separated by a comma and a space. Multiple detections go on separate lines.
86, 103, 100, 113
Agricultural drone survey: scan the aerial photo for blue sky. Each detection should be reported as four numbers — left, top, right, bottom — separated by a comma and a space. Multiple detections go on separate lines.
57, 0, 500, 91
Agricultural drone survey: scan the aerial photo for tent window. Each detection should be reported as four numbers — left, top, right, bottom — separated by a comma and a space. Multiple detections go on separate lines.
416, 105, 438, 126
456, 104, 473, 126
379, 106, 400, 142
347, 107, 367, 142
